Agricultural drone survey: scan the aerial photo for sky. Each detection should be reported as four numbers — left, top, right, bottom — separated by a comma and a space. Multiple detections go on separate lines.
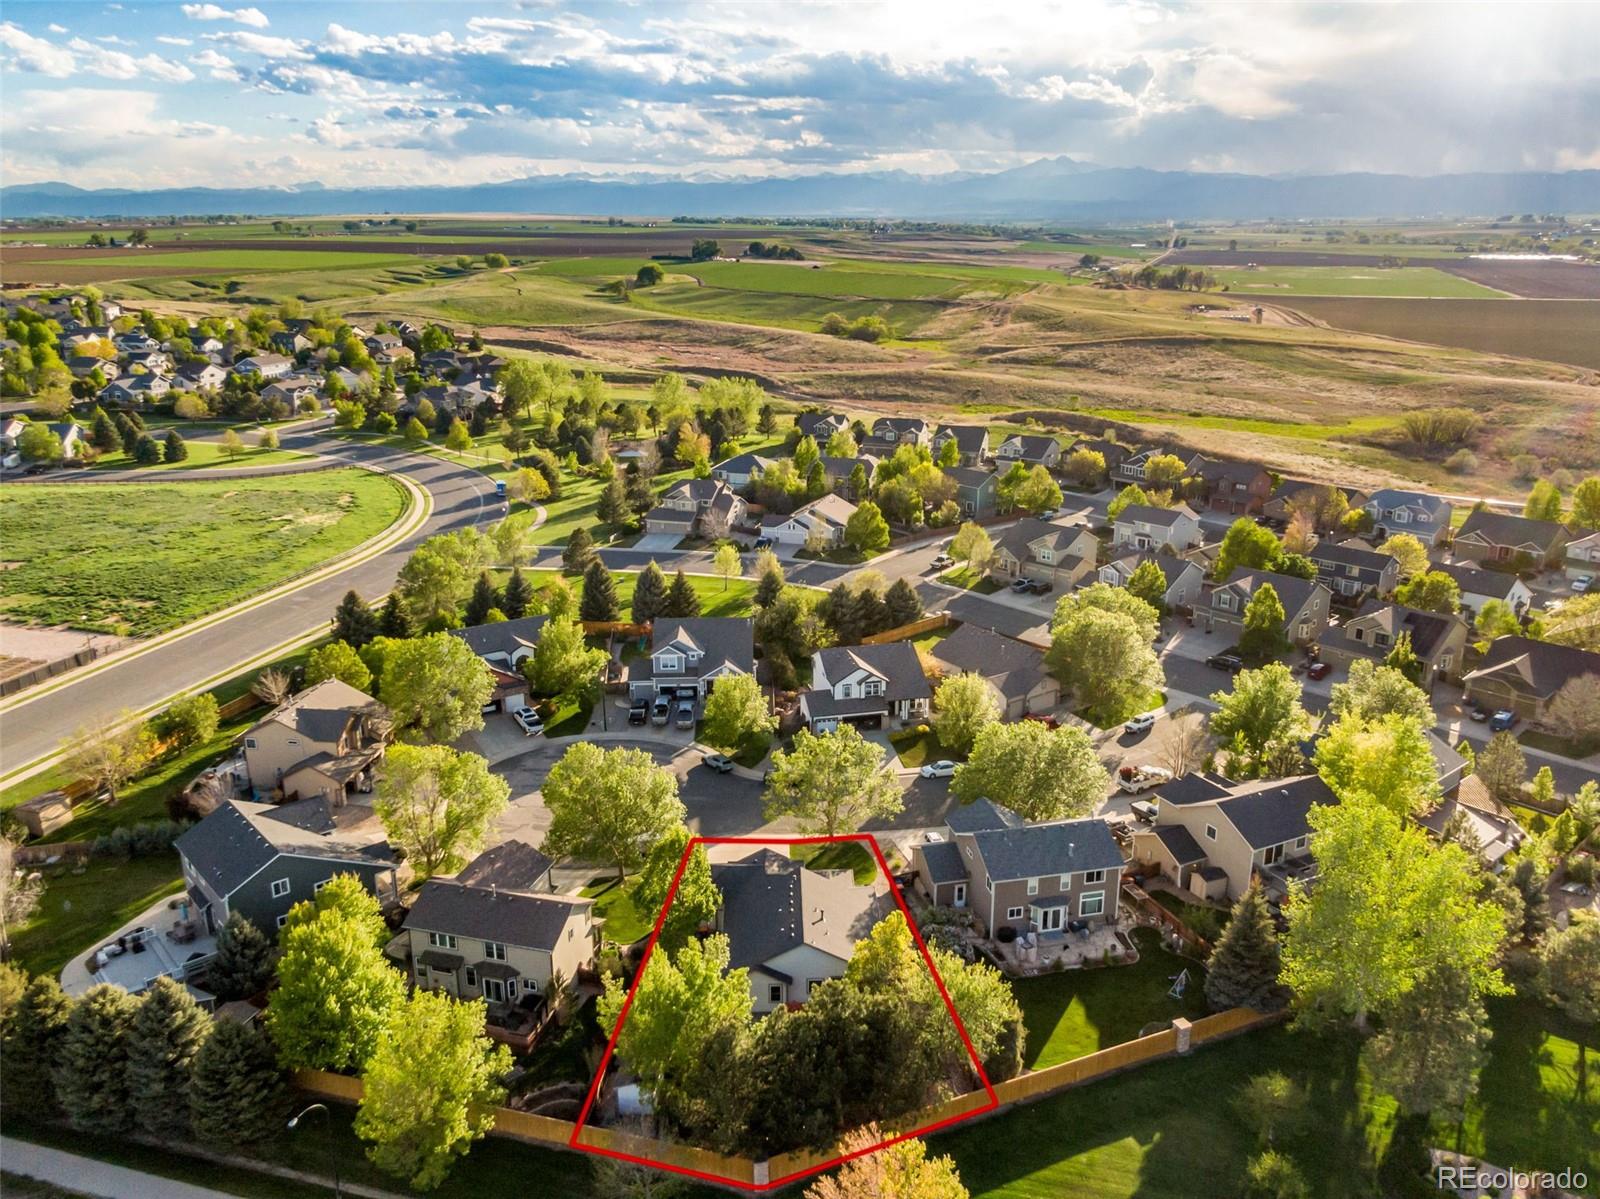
2, 1, 1598, 191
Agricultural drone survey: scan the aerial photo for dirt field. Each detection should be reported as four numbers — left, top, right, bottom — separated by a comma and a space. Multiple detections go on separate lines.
1287, 295, 1600, 370
1432, 259, 1600, 299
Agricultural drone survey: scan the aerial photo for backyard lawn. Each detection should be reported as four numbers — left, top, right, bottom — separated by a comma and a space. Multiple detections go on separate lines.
889, 725, 955, 769
579, 875, 653, 945
8, 853, 184, 977
789, 840, 880, 885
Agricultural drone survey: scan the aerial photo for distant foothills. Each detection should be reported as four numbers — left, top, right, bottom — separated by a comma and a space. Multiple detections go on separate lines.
4, 158, 1599, 221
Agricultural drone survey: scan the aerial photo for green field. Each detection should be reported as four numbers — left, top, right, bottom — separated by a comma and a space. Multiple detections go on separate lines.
0, 470, 405, 635
1213, 264, 1505, 297
90, 440, 309, 471
42, 249, 426, 272
1013, 240, 1153, 259
8, 854, 185, 977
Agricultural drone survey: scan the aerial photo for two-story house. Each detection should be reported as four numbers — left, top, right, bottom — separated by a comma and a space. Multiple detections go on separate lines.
1064, 438, 1128, 483
796, 410, 850, 443
1362, 489, 1452, 546
1262, 479, 1364, 527
1112, 447, 1203, 488
866, 416, 933, 452
230, 353, 294, 380
711, 849, 889, 1013
819, 454, 879, 497
993, 433, 1061, 471
1321, 601, 1468, 685
643, 478, 747, 539
1309, 541, 1401, 601
925, 624, 1059, 719
1204, 568, 1331, 646
1111, 503, 1201, 553
450, 615, 547, 713
710, 451, 779, 489
990, 518, 1101, 589
1434, 563, 1533, 620
1454, 510, 1571, 570
800, 641, 931, 733
932, 425, 990, 467
627, 618, 756, 702
946, 466, 1001, 519
1565, 530, 1600, 583
176, 361, 228, 392
760, 492, 858, 548
1464, 636, 1600, 722
100, 373, 170, 406
1097, 551, 1204, 611
240, 679, 388, 804
1196, 459, 1272, 516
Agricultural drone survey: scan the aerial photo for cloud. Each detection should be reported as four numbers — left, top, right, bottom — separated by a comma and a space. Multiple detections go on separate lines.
0, 21, 76, 76
180, 4, 269, 28
205, 30, 311, 59
47, 23, 67, 34
157, 35, 194, 46
192, 48, 241, 81
68, 38, 196, 83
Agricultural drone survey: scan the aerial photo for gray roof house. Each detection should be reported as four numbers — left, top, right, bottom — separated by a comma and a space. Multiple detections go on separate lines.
1454, 510, 1571, 569
925, 623, 1060, 720
866, 416, 933, 451
644, 478, 746, 539
450, 615, 546, 713
991, 518, 1101, 589
796, 410, 849, 441
1322, 601, 1469, 685
1097, 551, 1205, 610
1464, 635, 1600, 721
710, 451, 779, 489
455, 841, 554, 894
1112, 503, 1201, 552
628, 617, 756, 700
1434, 562, 1534, 618
946, 466, 1001, 519
1309, 541, 1401, 600
1362, 489, 1452, 546
801, 641, 932, 732
994, 433, 1060, 469
1203, 568, 1331, 647
932, 424, 990, 466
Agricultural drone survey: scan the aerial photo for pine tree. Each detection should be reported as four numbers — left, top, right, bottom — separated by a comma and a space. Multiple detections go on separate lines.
1204, 883, 1287, 1012
597, 475, 629, 528
857, 588, 889, 635
664, 569, 701, 618
562, 527, 597, 574
208, 911, 276, 1002
134, 433, 162, 465
189, 1019, 286, 1148
332, 589, 379, 648
580, 559, 621, 622
54, 984, 138, 1134
501, 566, 533, 620
0, 971, 74, 1112
379, 592, 412, 639
126, 976, 212, 1140
463, 571, 501, 627
755, 561, 786, 608
826, 584, 864, 644
163, 429, 188, 463
116, 413, 140, 455
883, 577, 924, 628
90, 410, 120, 453
631, 560, 669, 624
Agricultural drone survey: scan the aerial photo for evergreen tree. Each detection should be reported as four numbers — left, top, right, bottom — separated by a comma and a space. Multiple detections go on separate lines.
630, 560, 670, 624
1204, 884, 1287, 1012
883, 577, 923, 628
163, 429, 188, 463
126, 976, 212, 1140
90, 409, 120, 454
580, 559, 621, 622
378, 591, 412, 638
755, 560, 786, 608
189, 1019, 287, 1148
0, 972, 73, 1112
856, 588, 889, 635
133, 433, 162, 465
54, 984, 138, 1134
664, 568, 701, 618
116, 413, 140, 455
463, 571, 500, 627
331, 589, 379, 648
563, 526, 597, 574
208, 911, 276, 1001
826, 584, 865, 644
597, 475, 630, 527
501, 566, 533, 620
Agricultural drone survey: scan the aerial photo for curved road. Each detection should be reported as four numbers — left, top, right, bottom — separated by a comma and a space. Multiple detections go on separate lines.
0, 424, 505, 774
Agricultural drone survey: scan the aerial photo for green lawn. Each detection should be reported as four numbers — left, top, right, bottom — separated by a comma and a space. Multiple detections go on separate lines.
789, 840, 879, 885
1011, 928, 1210, 1070
90, 441, 309, 471
888, 725, 954, 769
513, 568, 759, 619
0, 469, 405, 635
1211, 264, 1505, 298
579, 876, 654, 945
8, 853, 184, 977
940, 567, 1003, 593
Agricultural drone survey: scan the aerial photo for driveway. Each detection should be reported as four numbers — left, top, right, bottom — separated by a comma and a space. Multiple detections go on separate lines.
633, 532, 686, 553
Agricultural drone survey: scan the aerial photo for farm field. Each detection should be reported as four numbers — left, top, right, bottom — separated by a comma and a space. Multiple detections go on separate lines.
1287, 295, 1600, 370
0, 469, 406, 635
26, 247, 426, 274
1208, 264, 1505, 297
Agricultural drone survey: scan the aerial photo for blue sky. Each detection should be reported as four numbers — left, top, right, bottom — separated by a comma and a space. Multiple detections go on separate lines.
2, 2, 1597, 190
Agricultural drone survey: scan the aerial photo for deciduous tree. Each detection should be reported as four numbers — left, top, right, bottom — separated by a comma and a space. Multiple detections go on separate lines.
1475, 731, 1527, 804
949, 522, 993, 574
932, 672, 1001, 756
375, 744, 509, 879
632, 826, 720, 953
1314, 714, 1439, 817
1063, 448, 1106, 488
378, 632, 491, 743
526, 614, 608, 704
542, 743, 685, 881
1047, 586, 1163, 724
1107, 484, 1149, 519
1208, 664, 1313, 778
1238, 582, 1289, 660
61, 713, 155, 805
1541, 913, 1600, 1092
1547, 673, 1600, 753
952, 722, 1108, 822
1376, 533, 1429, 579
305, 639, 373, 692
701, 673, 775, 753
1362, 965, 1491, 1120
843, 500, 890, 555
1394, 570, 1460, 614
805, 1127, 969, 1199
712, 542, 742, 591
161, 690, 220, 748
1214, 518, 1282, 580
1125, 558, 1170, 612
764, 724, 903, 834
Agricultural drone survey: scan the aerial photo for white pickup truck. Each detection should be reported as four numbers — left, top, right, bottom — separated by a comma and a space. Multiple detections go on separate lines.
1116, 764, 1172, 794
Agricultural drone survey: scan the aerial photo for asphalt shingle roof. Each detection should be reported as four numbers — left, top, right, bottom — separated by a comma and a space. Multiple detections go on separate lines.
176, 798, 394, 897
918, 840, 968, 885
455, 841, 554, 894
1217, 776, 1336, 849
404, 879, 590, 951
969, 818, 1124, 882
945, 798, 1024, 834
711, 849, 885, 970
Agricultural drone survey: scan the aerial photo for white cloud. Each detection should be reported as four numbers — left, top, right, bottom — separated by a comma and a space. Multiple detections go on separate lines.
68, 37, 196, 83
205, 30, 311, 59
47, 23, 67, 34
157, 35, 194, 46
192, 48, 242, 81
181, 4, 269, 28
0, 21, 76, 76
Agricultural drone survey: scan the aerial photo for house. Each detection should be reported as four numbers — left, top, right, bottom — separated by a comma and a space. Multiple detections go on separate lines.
455, 840, 553, 894
990, 518, 1100, 590
1434, 563, 1533, 619
100, 374, 171, 407
1417, 794, 1526, 872
1309, 541, 1401, 601
114, 332, 159, 354
913, 799, 1124, 940
1112, 503, 1201, 552
50, 422, 84, 460
1463, 636, 1600, 722
710, 451, 778, 489
819, 454, 879, 495
67, 354, 117, 379
795, 410, 849, 442
711, 849, 888, 1013
627, 618, 755, 701
865, 416, 933, 451
268, 330, 311, 357
800, 641, 931, 733
1098, 551, 1204, 610
932, 424, 989, 466
1566, 530, 1600, 582
1454, 510, 1570, 570
176, 361, 227, 392
947, 466, 1000, 519
1362, 489, 1452, 546
124, 350, 173, 376
364, 333, 404, 356
175, 796, 400, 934
450, 615, 547, 713
261, 379, 319, 408
1203, 568, 1331, 647
240, 679, 387, 804
1262, 479, 1363, 526
643, 478, 746, 539
1065, 438, 1128, 482
1195, 459, 1272, 516
1322, 601, 1469, 684
230, 354, 294, 380
1132, 774, 1336, 904
993, 433, 1061, 471
925, 624, 1060, 719
1112, 447, 1202, 488
760, 493, 858, 548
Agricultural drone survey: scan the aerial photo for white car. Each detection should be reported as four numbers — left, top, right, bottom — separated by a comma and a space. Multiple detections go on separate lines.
511, 706, 544, 736
930, 554, 956, 570
920, 760, 958, 778
1574, 575, 1594, 595
1124, 713, 1157, 735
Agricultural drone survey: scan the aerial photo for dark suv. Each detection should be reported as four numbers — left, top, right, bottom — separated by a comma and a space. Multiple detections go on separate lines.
1206, 653, 1245, 673
628, 698, 649, 725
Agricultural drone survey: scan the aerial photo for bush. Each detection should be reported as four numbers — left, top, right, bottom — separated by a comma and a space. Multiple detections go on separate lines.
1565, 855, 1597, 886
1444, 449, 1478, 474
1244, 1151, 1309, 1199
91, 820, 187, 860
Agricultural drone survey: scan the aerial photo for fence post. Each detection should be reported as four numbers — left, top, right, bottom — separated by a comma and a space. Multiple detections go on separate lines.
1172, 1017, 1193, 1054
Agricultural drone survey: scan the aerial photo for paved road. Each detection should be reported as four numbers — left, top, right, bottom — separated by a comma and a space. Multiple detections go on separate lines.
0, 424, 504, 773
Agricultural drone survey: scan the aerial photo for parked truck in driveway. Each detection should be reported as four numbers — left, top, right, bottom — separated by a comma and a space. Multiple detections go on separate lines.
1116, 764, 1172, 794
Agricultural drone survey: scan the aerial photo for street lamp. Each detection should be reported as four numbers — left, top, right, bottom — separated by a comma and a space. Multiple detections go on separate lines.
286, 1102, 340, 1198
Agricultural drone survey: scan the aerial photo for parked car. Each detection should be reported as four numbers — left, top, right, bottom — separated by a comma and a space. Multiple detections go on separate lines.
1023, 712, 1060, 729
1010, 577, 1034, 593
628, 699, 649, 725
1206, 653, 1245, 673
1026, 578, 1053, 595
1123, 713, 1156, 736
753, 536, 774, 550
1489, 710, 1518, 732
1306, 661, 1332, 681
673, 701, 696, 730
702, 753, 735, 773
511, 706, 544, 736
1129, 799, 1158, 824
930, 554, 955, 571
651, 696, 671, 726
1117, 764, 1172, 794
920, 760, 958, 778
1468, 704, 1489, 722
1574, 575, 1594, 594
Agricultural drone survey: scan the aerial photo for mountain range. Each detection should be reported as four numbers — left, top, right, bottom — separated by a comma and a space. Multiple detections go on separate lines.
4, 158, 1598, 221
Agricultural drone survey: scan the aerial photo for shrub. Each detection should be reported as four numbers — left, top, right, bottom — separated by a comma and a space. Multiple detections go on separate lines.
1444, 449, 1478, 474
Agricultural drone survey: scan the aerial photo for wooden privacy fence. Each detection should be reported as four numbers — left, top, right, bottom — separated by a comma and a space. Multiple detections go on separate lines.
1122, 881, 1214, 955
861, 612, 955, 645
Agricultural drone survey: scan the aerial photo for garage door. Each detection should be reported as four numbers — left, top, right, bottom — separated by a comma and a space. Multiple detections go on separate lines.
813, 717, 840, 734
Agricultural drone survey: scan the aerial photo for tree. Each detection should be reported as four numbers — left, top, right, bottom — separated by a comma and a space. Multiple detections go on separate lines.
764, 724, 903, 835
54, 984, 139, 1133
1064, 448, 1107, 488
1475, 731, 1526, 804
1381, 630, 1425, 687
378, 592, 412, 639
1544, 593, 1600, 651
949, 522, 993, 574
596, 475, 629, 529
162, 428, 188, 463
633, 826, 720, 953
463, 570, 501, 627
1362, 966, 1491, 1120
378, 632, 490, 743
542, 743, 685, 881
219, 427, 246, 460
1233, 1072, 1306, 1147
396, 545, 468, 629
1243, 1151, 1309, 1199
883, 577, 923, 628
1327, 660, 1432, 725
208, 911, 276, 1001
563, 527, 598, 575
1047, 599, 1163, 723
1, 971, 73, 1111
1239, 582, 1289, 660
1474, 598, 1522, 644
189, 1019, 286, 1148
578, 558, 620, 622
355, 989, 512, 1191
132, 433, 163, 465
1124, 558, 1169, 612
1524, 478, 1564, 521
252, 667, 292, 707
508, 466, 549, 505
1394, 570, 1461, 614
491, 566, 530, 622
1541, 913, 1600, 1092
526, 614, 607, 703
1013, 465, 1062, 514
1214, 518, 1282, 580
805, 1128, 969, 1199
90, 409, 120, 453
376, 744, 509, 879
126, 976, 212, 1140
1209, 664, 1313, 779
932, 672, 1001, 756
1051, 580, 1160, 642
267, 886, 404, 1071
701, 673, 775, 753
844, 500, 890, 554
404, 416, 430, 443
305, 640, 374, 692
444, 417, 472, 454
1376, 533, 1429, 578
1571, 476, 1600, 530
61, 714, 154, 805
712, 542, 742, 592
952, 721, 1109, 822
631, 560, 670, 624
161, 690, 220, 748
259, 427, 279, 451
1547, 673, 1600, 752
1282, 800, 1506, 1031
16, 422, 62, 462
332, 589, 379, 647
1314, 714, 1440, 817
1204, 883, 1286, 1012
1107, 483, 1149, 520
664, 568, 701, 617
0, 836, 43, 964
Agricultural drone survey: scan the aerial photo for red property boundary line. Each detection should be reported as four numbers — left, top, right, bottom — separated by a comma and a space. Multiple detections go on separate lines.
569, 832, 1000, 1191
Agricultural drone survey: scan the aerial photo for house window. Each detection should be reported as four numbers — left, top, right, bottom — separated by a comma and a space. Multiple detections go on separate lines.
314, 879, 329, 893
465, 968, 478, 988
1263, 844, 1284, 866
840, 683, 853, 698
1059, 874, 1071, 890
659, 653, 680, 672
1079, 892, 1105, 918
524, 979, 541, 993
270, 878, 290, 898
429, 932, 458, 949
1006, 906, 1025, 920
768, 984, 783, 1004
1439, 654, 1453, 672
1204, 824, 1217, 841
244, 738, 257, 749
484, 941, 507, 962
276, 914, 288, 929
1082, 869, 1106, 885
1352, 627, 1365, 641
286, 738, 299, 747
953, 884, 967, 908
1026, 877, 1039, 896
1217, 593, 1234, 612
1295, 836, 1308, 850
862, 680, 884, 697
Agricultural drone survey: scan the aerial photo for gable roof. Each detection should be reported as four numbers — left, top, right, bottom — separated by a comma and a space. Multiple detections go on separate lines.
1151, 823, 1207, 866
176, 797, 394, 897
1107, 551, 1197, 591
813, 640, 930, 701
404, 879, 590, 951
450, 615, 548, 666
711, 849, 886, 969
1347, 600, 1464, 661
796, 411, 848, 437
1434, 562, 1525, 600
1464, 635, 1600, 700
945, 466, 999, 491
1457, 510, 1567, 553
1115, 503, 1198, 528
712, 450, 778, 477
454, 841, 554, 893
1310, 541, 1395, 577
934, 425, 988, 454
651, 618, 755, 677
1365, 489, 1450, 522
999, 433, 1057, 458
1216, 567, 1325, 618
247, 678, 377, 744
968, 818, 1124, 882
1215, 775, 1337, 849
945, 797, 1026, 834
926, 624, 1049, 701
1152, 771, 1234, 807
917, 839, 968, 885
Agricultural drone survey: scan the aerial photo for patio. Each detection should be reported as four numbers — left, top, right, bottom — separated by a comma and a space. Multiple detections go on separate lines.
60, 890, 219, 1001
989, 920, 1136, 976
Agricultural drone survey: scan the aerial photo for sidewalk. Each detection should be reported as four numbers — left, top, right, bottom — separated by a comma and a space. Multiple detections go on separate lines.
2, 1136, 249, 1199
